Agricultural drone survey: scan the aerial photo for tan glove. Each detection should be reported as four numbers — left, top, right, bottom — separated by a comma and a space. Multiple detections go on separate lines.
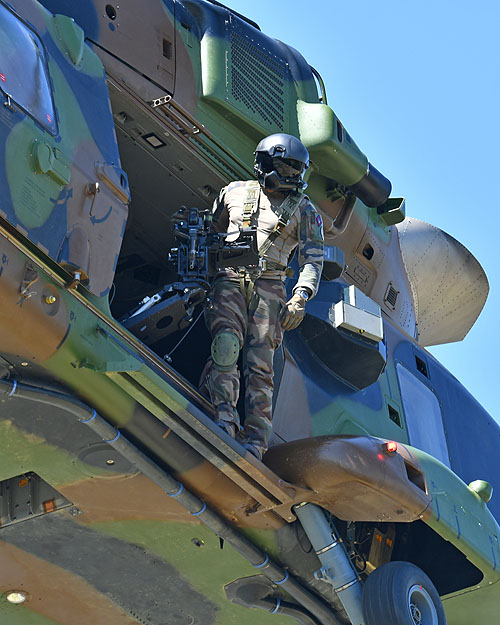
280, 292, 307, 331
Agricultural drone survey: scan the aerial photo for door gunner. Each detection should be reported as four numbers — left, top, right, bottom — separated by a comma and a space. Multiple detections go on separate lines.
204, 133, 324, 459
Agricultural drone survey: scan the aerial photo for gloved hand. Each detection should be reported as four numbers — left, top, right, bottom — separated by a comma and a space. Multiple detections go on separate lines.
280, 292, 307, 330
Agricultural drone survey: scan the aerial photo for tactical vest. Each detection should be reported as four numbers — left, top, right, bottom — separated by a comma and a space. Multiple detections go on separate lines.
242, 181, 303, 260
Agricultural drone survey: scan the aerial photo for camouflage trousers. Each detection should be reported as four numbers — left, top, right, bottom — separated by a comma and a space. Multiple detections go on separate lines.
204, 272, 286, 447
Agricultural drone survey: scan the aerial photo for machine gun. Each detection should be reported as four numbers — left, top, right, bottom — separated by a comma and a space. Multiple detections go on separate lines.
122, 207, 258, 347
169, 206, 259, 282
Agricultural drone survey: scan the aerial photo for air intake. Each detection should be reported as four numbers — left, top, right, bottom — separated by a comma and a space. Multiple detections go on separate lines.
229, 28, 286, 130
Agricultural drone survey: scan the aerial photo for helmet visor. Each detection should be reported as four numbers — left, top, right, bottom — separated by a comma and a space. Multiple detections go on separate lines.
272, 157, 305, 178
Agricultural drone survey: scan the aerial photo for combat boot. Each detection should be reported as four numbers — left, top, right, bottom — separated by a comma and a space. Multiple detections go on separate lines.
213, 402, 240, 439
240, 438, 266, 460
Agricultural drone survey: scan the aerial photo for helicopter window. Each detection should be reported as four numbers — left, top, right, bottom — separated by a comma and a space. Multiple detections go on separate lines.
387, 404, 402, 428
0, 3, 56, 134
362, 244, 374, 260
105, 5, 117, 21
396, 363, 450, 467
415, 355, 429, 378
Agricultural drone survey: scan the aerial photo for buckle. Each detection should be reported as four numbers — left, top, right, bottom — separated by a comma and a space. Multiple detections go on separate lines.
238, 262, 262, 280
261, 259, 287, 273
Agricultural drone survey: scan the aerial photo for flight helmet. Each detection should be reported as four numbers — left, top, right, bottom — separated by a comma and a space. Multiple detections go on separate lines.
254, 133, 309, 191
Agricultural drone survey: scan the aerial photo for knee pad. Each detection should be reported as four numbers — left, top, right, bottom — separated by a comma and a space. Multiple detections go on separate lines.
211, 331, 240, 371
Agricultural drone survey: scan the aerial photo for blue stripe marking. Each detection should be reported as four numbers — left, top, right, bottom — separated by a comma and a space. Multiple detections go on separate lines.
270, 599, 281, 614
273, 571, 289, 585
7, 379, 17, 397
105, 431, 121, 444
253, 554, 269, 569
80, 409, 97, 424
191, 502, 207, 517
168, 483, 184, 498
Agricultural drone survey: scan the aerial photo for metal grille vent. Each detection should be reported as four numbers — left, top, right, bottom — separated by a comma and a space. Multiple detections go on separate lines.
229, 30, 287, 129
384, 283, 399, 310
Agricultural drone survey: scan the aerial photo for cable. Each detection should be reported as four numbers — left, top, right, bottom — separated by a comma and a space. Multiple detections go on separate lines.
164, 308, 204, 362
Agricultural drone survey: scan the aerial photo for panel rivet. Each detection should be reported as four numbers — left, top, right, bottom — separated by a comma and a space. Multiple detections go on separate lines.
45, 295, 57, 305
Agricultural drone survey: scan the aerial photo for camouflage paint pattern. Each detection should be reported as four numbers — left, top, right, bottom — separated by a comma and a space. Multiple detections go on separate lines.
36, 0, 420, 336
413, 448, 500, 624
0, 2, 497, 625
1, 0, 129, 300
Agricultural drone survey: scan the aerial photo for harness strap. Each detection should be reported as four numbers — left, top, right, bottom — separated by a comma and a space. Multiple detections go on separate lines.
237, 183, 303, 301
242, 180, 260, 228
240, 182, 260, 304
239, 270, 256, 306
259, 192, 303, 256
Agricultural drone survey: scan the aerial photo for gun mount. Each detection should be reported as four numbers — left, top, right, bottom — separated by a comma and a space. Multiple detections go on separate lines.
123, 206, 258, 346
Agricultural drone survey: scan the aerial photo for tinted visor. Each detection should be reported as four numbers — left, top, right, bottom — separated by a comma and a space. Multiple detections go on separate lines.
272, 157, 305, 177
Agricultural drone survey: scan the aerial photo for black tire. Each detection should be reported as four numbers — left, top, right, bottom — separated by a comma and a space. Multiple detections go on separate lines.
362, 561, 447, 625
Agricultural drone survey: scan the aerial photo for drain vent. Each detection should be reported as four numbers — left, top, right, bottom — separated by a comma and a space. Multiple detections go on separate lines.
384, 283, 399, 310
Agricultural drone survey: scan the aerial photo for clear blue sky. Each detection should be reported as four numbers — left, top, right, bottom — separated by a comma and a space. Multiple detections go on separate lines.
229, 0, 500, 421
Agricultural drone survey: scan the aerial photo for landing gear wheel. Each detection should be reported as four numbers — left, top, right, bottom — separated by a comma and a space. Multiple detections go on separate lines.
362, 561, 447, 625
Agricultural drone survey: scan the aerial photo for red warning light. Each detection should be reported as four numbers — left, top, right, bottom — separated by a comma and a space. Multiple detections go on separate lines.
0, 73, 6, 83
383, 441, 398, 454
